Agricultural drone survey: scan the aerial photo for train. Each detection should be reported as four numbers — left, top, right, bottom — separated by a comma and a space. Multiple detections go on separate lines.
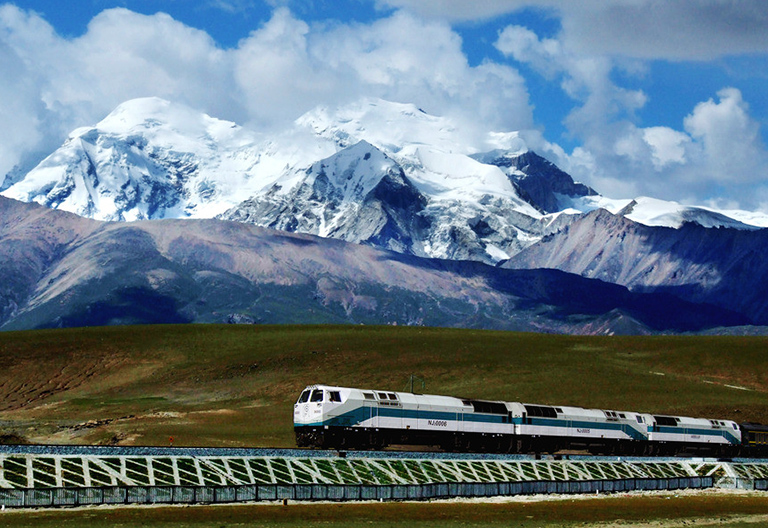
294, 384, 768, 457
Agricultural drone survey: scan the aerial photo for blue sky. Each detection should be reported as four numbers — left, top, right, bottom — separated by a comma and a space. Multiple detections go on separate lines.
2, 0, 768, 210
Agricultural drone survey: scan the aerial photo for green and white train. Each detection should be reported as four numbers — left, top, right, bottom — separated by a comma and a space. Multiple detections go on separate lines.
294, 385, 760, 457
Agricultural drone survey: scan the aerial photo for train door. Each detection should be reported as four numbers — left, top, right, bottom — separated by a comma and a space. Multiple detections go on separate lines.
368, 404, 378, 427
362, 391, 378, 429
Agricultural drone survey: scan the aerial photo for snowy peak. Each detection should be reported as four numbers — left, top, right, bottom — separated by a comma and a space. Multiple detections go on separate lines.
295, 97, 470, 155
73, 97, 252, 152
617, 197, 762, 230
221, 140, 429, 254
306, 140, 401, 202
1, 98, 268, 221
473, 149, 597, 214
569, 195, 768, 230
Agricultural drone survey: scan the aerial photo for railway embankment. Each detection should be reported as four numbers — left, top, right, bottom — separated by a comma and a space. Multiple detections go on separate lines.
1, 446, 767, 508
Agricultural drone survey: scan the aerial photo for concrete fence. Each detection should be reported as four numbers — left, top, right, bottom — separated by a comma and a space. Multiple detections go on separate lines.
0, 477, 713, 509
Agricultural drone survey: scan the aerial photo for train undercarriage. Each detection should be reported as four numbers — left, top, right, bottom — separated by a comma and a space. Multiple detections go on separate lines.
295, 426, 739, 458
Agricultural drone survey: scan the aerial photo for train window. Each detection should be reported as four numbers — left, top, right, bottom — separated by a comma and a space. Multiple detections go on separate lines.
654, 416, 678, 427
310, 390, 324, 402
388, 393, 398, 400
619, 413, 626, 419
473, 401, 509, 415
555, 408, 563, 414
329, 391, 341, 402
524, 405, 557, 418
298, 390, 311, 404
733, 423, 739, 430
636, 416, 643, 423
363, 393, 375, 400
378, 392, 388, 400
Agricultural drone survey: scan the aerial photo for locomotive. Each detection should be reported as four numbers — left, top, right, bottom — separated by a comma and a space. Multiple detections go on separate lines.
294, 385, 768, 457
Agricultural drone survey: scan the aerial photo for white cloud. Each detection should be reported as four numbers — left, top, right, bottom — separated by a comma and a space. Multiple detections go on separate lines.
375, 0, 535, 22
557, 0, 768, 61
683, 87, 766, 183
642, 127, 690, 170
569, 88, 768, 210
495, 25, 561, 79
496, 24, 648, 160
381, 0, 768, 60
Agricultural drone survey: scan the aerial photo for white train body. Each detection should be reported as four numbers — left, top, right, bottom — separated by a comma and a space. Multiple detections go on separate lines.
294, 385, 741, 456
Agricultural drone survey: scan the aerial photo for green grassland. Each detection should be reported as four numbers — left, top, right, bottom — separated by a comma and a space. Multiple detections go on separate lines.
0, 324, 767, 447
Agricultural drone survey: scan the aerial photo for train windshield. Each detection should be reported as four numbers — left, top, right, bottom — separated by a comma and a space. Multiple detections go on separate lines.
297, 390, 311, 404
310, 389, 324, 402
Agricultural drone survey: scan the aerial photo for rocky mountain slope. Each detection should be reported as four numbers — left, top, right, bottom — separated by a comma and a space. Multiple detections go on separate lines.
504, 208, 768, 325
0, 196, 746, 334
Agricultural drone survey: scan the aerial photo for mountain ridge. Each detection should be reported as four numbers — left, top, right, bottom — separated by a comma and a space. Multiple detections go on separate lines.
504, 208, 768, 325
0, 195, 748, 334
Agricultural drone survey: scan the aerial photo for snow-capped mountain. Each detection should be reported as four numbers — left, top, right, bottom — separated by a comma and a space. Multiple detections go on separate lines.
4, 96, 768, 267
222, 140, 430, 256
0, 97, 335, 221
220, 137, 571, 262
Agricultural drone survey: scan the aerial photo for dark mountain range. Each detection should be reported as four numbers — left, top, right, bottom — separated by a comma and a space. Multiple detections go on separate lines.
504, 208, 768, 325
0, 196, 746, 334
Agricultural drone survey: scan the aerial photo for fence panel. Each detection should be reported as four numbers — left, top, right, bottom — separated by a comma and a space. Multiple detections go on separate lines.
0, 475, 718, 509
172, 487, 196, 504
237, 485, 257, 502
344, 486, 361, 500
257, 485, 277, 501
127, 487, 149, 504
310, 484, 328, 500
294, 485, 313, 500
52, 488, 77, 506
27, 489, 53, 507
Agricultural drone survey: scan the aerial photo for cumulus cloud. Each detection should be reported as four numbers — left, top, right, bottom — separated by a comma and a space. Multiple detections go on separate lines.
0, 5, 534, 184
564, 87, 768, 209
642, 127, 690, 170
557, 0, 768, 61
232, 9, 533, 132
380, 0, 768, 60
683, 88, 766, 182
495, 18, 768, 210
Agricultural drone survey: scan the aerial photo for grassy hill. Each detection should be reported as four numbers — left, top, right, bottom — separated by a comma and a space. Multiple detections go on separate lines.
1, 324, 767, 447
